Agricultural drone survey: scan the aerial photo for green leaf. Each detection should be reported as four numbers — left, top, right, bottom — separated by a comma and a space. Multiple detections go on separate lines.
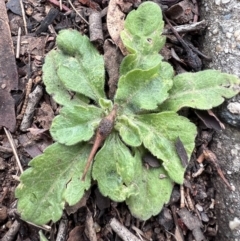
115, 115, 141, 147
120, 54, 163, 76
126, 151, 173, 220
50, 105, 103, 145
55, 30, 105, 102
121, 2, 165, 54
115, 64, 173, 114
43, 50, 88, 106
92, 133, 137, 202
160, 70, 240, 111
135, 112, 197, 184
15, 143, 92, 225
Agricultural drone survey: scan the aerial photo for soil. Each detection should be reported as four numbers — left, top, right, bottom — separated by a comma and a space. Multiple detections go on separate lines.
0, 0, 236, 240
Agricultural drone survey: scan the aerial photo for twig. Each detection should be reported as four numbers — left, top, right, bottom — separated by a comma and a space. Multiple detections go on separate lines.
192, 163, 204, 177
25, 220, 51, 231
85, 209, 97, 241
203, 148, 234, 191
20, 85, 43, 131
4, 127, 23, 173
163, 13, 202, 71
56, 214, 68, 241
59, 0, 63, 11
19, 0, 28, 34
109, 218, 141, 241
47, 0, 71, 12
17, 78, 33, 125
0, 145, 13, 153
68, 0, 89, 25
162, 20, 207, 35
1, 220, 21, 241
16, 27, 21, 59
186, 188, 194, 211
180, 184, 185, 208
89, 11, 103, 44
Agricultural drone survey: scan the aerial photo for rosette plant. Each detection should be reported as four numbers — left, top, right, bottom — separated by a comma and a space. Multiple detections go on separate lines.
15, 2, 240, 225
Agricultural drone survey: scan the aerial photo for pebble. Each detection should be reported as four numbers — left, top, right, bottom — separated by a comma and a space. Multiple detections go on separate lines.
201, 212, 209, 222
226, 32, 232, 38
216, 45, 222, 52
215, 0, 221, 5
212, 28, 219, 35
195, 203, 204, 212
236, 35, 240, 42
227, 102, 240, 114
234, 30, 240, 38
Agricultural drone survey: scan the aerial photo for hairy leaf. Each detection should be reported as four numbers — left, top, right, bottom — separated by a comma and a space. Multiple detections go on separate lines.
43, 50, 88, 106
15, 143, 92, 225
50, 105, 103, 145
160, 70, 240, 111
135, 112, 197, 184
115, 65, 173, 114
120, 54, 163, 76
121, 1, 165, 54
56, 30, 105, 102
92, 133, 137, 202
126, 151, 173, 220
115, 115, 141, 147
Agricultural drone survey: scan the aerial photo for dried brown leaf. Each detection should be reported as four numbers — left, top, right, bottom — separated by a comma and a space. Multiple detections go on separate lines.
107, 0, 128, 55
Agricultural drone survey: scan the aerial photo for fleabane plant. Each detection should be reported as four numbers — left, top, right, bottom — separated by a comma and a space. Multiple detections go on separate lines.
15, 2, 240, 225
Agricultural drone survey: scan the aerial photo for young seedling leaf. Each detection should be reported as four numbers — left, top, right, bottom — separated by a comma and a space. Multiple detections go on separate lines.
119, 54, 163, 76
92, 133, 137, 202
115, 115, 142, 147
15, 143, 92, 225
121, 1, 165, 54
160, 70, 240, 112
55, 30, 105, 102
135, 112, 197, 184
115, 66, 173, 114
126, 151, 173, 220
43, 50, 88, 106
50, 105, 104, 145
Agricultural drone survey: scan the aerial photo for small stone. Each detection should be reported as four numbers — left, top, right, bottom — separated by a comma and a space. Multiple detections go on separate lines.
227, 171, 232, 175
234, 30, 240, 38
227, 102, 240, 114
226, 32, 232, 38
236, 35, 240, 42
212, 28, 219, 35
215, 0, 221, 5
1, 84, 6, 89
224, 48, 229, 53
195, 203, 204, 212
201, 212, 209, 222
215, 45, 222, 52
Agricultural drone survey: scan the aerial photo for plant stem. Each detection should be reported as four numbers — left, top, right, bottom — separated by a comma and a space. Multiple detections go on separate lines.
81, 105, 117, 180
